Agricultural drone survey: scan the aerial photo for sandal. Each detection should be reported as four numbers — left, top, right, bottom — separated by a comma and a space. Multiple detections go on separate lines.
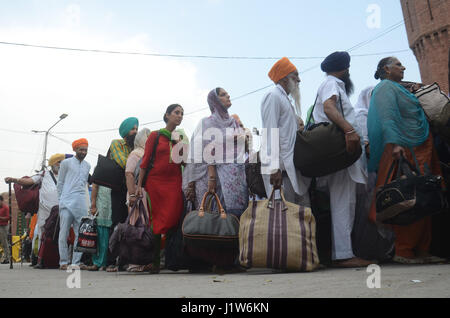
421, 255, 447, 264
332, 257, 376, 268
393, 255, 424, 264
127, 265, 145, 272
106, 265, 119, 272
146, 264, 160, 274
87, 265, 100, 271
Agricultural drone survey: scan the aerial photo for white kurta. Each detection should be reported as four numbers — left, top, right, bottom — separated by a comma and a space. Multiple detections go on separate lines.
354, 86, 375, 143
260, 84, 311, 197
31, 170, 59, 229
313, 75, 368, 185
312, 75, 368, 260
57, 156, 90, 266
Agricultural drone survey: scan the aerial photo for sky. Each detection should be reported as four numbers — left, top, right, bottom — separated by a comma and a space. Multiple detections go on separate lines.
0, 0, 424, 193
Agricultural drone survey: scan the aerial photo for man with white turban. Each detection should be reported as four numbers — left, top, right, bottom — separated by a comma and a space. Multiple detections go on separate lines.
5, 153, 65, 266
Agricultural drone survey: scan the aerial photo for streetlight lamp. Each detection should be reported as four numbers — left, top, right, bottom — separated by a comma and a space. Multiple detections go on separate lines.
32, 113, 69, 171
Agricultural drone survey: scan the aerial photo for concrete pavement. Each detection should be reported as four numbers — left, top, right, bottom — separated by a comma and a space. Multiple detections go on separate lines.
1, 262, 449, 298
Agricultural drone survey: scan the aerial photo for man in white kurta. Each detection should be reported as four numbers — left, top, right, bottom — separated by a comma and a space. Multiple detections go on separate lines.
30, 156, 62, 254
57, 139, 90, 269
354, 86, 375, 146
4, 153, 65, 263
313, 51, 371, 267
260, 57, 310, 205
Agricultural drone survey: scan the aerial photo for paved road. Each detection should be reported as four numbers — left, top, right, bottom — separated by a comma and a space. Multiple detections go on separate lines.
2, 262, 450, 298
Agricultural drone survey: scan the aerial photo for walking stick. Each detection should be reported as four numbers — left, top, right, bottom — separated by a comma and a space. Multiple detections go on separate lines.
8, 182, 13, 269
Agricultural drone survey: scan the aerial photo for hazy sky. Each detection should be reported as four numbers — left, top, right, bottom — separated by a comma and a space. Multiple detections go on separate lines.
0, 0, 424, 193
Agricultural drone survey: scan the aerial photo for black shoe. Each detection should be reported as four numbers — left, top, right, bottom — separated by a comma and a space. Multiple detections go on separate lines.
1, 260, 10, 264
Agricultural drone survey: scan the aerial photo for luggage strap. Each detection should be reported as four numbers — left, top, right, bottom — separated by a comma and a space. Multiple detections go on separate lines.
142, 131, 161, 186
305, 92, 345, 129
49, 171, 57, 186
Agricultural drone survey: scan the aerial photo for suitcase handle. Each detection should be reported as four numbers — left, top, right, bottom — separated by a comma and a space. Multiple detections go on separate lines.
198, 192, 227, 219
266, 188, 288, 211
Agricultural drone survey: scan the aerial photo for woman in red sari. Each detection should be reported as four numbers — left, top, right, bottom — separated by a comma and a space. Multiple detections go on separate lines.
137, 104, 185, 273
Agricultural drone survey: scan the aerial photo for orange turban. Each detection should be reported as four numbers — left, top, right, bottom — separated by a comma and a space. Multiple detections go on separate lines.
268, 57, 297, 83
72, 138, 88, 151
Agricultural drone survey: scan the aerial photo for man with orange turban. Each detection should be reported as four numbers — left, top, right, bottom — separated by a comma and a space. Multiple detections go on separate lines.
4, 152, 66, 267
57, 138, 91, 270
260, 57, 311, 206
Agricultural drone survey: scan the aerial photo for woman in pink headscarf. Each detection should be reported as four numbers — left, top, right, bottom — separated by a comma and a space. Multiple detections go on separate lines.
183, 88, 248, 218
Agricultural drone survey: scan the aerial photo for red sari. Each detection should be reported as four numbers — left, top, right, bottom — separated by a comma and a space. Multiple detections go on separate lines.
140, 130, 183, 235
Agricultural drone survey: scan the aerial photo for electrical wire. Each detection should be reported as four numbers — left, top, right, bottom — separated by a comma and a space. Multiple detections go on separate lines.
2, 0, 445, 135
0, 42, 410, 60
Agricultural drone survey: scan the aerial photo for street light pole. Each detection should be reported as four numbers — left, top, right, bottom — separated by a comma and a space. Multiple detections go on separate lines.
32, 113, 68, 171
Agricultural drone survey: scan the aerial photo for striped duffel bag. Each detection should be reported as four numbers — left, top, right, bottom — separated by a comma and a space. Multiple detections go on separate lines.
239, 188, 319, 272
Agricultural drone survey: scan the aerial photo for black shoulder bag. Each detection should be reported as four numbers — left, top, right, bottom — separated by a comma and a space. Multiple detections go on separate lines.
293, 93, 362, 177
141, 131, 161, 186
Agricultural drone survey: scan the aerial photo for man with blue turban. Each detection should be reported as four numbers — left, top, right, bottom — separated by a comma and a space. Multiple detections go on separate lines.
312, 51, 371, 268
106, 117, 139, 272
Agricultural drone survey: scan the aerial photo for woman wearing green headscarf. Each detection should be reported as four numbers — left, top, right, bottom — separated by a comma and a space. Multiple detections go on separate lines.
136, 104, 185, 274
367, 57, 445, 265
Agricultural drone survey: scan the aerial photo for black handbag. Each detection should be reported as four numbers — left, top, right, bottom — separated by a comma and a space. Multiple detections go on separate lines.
245, 151, 267, 198
91, 154, 125, 190
109, 200, 154, 265
376, 153, 447, 225
182, 192, 240, 266
294, 94, 362, 177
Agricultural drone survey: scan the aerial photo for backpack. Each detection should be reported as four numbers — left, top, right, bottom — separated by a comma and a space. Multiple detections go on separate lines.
42, 205, 61, 243
415, 83, 450, 144
14, 171, 57, 215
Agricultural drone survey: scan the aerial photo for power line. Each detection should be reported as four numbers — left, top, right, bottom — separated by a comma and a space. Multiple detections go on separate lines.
3, 0, 444, 136
0, 41, 410, 60
0, 149, 42, 156
0, 128, 36, 135
0, 47, 410, 137
48, 133, 102, 158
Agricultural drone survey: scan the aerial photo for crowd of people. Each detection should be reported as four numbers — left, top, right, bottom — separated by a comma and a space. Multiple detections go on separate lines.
2, 51, 449, 273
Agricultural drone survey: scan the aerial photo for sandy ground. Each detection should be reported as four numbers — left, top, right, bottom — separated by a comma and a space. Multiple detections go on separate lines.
1, 262, 449, 298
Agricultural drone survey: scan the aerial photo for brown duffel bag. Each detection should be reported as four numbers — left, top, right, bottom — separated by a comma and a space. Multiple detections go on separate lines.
294, 94, 362, 177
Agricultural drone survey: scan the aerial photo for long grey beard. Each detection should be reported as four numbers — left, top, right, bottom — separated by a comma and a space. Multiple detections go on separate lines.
288, 80, 302, 117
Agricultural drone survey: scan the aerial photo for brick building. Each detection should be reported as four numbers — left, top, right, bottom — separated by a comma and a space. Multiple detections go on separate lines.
400, 0, 450, 93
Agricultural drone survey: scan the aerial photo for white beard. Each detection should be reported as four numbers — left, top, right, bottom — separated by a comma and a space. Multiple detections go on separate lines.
51, 166, 59, 175
287, 78, 302, 117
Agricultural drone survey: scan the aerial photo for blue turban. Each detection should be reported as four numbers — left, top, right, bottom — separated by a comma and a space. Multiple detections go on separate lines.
119, 117, 139, 138
321, 51, 351, 73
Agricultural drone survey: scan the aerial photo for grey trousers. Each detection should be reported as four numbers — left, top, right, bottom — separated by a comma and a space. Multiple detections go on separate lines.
0, 225, 10, 261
